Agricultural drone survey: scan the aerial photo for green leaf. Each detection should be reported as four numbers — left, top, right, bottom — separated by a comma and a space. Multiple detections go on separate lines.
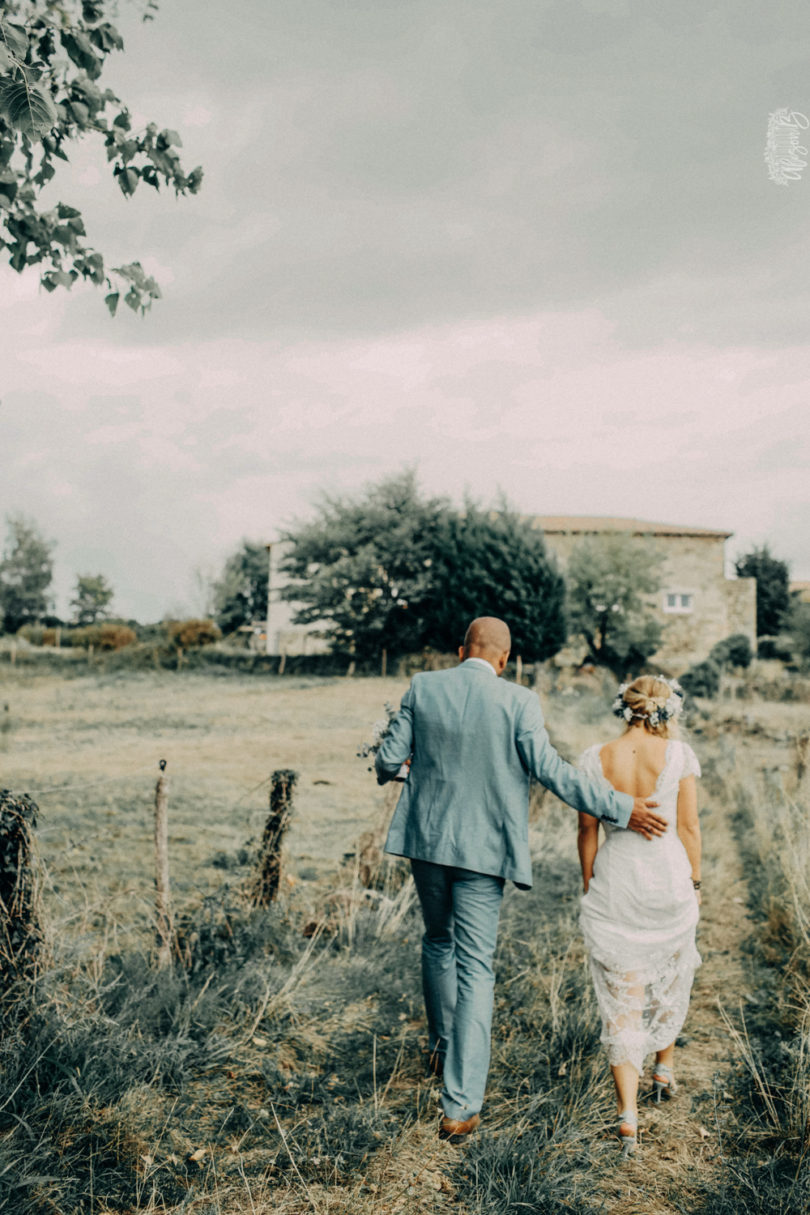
186, 166, 203, 193
0, 168, 17, 207
90, 23, 124, 54
0, 21, 28, 60
105, 291, 119, 316
61, 31, 102, 80
0, 44, 15, 73
119, 166, 139, 196
0, 79, 58, 138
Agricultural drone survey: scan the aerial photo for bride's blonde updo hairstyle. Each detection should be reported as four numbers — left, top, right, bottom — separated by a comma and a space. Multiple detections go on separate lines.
612, 675, 684, 739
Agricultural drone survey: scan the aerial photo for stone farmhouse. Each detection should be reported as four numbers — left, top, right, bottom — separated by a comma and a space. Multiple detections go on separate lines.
258, 519, 757, 671
529, 516, 757, 672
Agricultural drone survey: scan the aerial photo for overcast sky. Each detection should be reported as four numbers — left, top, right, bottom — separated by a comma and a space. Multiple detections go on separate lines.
2, 0, 810, 620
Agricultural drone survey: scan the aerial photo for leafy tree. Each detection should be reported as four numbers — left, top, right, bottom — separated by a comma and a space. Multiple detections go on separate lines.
566, 535, 664, 677
212, 541, 269, 635
734, 545, 790, 637
424, 501, 567, 660
0, 513, 54, 632
0, 1, 202, 314
279, 472, 568, 664
70, 572, 113, 624
279, 471, 447, 663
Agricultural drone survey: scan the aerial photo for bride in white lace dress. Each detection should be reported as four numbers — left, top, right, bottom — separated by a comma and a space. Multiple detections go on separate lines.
577, 675, 702, 1157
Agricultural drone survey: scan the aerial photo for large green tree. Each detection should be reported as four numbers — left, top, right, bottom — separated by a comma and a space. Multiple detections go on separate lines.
279, 471, 447, 663
212, 541, 269, 635
423, 501, 567, 660
566, 535, 664, 677
734, 544, 790, 637
70, 571, 113, 624
0, 513, 54, 632
279, 472, 567, 664
0, 1, 201, 314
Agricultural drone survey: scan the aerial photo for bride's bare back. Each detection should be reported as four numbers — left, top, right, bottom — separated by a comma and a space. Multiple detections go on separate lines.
598, 727, 670, 799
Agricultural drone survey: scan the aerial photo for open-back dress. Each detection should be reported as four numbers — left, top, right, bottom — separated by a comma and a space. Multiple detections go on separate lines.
578, 738, 702, 1075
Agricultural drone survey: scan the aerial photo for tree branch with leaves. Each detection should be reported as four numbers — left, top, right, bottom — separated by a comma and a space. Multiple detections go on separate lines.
0, 0, 202, 314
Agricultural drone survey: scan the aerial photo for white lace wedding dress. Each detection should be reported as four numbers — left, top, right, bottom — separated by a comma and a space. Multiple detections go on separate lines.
578, 739, 702, 1075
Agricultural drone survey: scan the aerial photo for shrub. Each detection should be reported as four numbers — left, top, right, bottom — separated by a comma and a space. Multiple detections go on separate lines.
68, 623, 136, 651
165, 618, 221, 649
16, 623, 45, 645
758, 635, 795, 663
680, 657, 721, 698
710, 633, 753, 670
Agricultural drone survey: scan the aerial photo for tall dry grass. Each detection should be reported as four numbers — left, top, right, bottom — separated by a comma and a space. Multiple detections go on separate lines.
686, 741, 810, 1213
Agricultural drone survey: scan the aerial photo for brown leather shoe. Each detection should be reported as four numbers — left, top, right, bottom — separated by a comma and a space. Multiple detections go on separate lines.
439, 1113, 480, 1143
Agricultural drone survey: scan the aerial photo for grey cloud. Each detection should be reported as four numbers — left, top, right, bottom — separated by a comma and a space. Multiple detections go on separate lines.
47, 0, 810, 349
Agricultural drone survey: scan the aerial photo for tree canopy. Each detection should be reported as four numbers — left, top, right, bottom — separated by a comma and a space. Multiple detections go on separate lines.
70, 571, 113, 624
279, 472, 567, 664
0, 513, 54, 632
279, 472, 446, 663
423, 501, 567, 660
566, 534, 664, 677
734, 544, 790, 636
0, 0, 201, 314
212, 541, 269, 636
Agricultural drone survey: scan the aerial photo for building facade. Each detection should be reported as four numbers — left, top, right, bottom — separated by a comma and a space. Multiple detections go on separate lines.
529, 516, 757, 672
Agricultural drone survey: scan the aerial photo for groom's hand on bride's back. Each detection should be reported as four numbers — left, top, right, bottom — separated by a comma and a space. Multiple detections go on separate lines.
627, 799, 667, 839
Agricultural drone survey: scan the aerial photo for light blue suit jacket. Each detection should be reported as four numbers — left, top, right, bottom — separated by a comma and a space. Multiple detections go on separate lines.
378, 661, 633, 889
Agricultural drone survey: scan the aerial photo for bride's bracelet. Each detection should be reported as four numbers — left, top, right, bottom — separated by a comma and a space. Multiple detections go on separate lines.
692, 879, 702, 890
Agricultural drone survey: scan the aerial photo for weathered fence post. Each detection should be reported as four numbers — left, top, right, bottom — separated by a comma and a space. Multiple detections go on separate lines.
0, 790, 43, 995
154, 759, 174, 967
253, 769, 298, 906
381, 648, 387, 678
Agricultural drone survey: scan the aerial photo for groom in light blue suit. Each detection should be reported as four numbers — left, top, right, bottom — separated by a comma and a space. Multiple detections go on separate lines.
376, 617, 666, 1141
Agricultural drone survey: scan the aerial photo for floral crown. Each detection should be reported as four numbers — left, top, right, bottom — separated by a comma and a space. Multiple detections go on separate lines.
611, 676, 684, 728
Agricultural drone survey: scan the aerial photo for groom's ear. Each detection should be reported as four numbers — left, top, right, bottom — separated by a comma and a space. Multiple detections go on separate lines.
458, 646, 465, 662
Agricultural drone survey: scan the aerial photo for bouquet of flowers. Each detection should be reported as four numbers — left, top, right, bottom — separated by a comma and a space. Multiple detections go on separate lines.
357, 702, 410, 781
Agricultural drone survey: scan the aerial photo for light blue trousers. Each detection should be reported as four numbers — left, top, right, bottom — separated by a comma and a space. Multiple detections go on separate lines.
410, 859, 505, 1120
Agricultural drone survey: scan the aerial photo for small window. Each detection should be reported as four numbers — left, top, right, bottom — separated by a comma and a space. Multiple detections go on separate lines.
663, 592, 693, 614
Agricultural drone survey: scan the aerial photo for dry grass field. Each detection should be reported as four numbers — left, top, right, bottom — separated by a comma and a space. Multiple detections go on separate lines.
0, 663, 808, 1215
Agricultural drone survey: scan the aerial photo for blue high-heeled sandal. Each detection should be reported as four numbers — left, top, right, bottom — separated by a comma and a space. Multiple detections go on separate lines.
652, 1062, 677, 1103
617, 1109, 638, 1158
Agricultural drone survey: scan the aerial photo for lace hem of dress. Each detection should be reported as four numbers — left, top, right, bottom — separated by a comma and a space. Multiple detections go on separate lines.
588, 941, 701, 1076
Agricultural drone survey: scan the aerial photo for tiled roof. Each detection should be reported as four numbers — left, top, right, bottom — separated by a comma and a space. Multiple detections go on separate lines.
525, 515, 732, 539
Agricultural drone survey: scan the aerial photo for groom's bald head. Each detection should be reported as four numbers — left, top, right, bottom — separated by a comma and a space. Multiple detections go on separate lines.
460, 617, 511, 673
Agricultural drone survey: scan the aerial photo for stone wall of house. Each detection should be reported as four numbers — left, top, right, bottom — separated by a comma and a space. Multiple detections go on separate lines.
541, 529, 757, 672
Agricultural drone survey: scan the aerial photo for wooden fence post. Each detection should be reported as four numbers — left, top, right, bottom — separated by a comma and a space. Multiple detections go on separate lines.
253, 769, 298, 906
154, 759, 174, 967
381, 648, 387, 679
0, 791, 42, 995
